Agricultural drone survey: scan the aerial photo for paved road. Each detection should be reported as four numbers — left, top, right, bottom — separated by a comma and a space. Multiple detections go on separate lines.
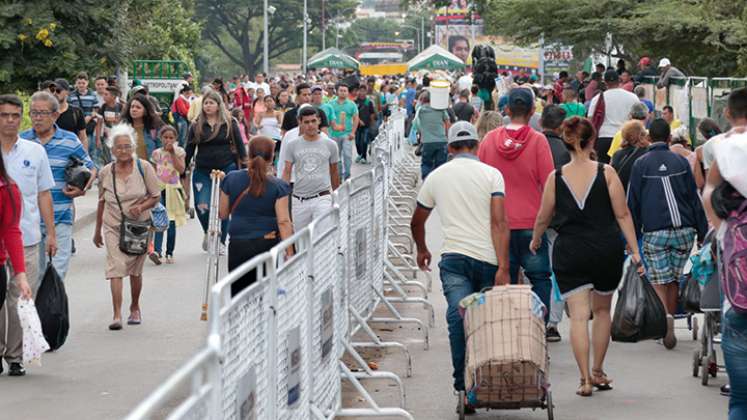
0, 192, 212, 420
344, 209, 729, 420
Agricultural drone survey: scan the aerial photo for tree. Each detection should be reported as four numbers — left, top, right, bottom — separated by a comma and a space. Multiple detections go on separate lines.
474, 0, 747, 76
194, 0, 358, 75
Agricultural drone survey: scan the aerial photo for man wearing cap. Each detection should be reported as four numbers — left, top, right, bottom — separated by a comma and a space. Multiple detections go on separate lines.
281, 82, 330, 135
478, 87, 554, 315
52, 79, 88, 151
587, 70, 640, 163
634, 56, 658, 84
656, 58, 686, 89
411, 121, 509, 411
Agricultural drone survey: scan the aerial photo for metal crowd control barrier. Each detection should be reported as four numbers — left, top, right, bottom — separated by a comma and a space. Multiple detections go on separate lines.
126, 110, 421, 420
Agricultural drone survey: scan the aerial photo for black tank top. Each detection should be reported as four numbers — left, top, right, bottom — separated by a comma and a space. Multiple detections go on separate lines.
554, 163, 620, 238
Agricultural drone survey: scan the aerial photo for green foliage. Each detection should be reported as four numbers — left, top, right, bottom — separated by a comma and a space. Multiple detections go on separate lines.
474, 0, 747, 76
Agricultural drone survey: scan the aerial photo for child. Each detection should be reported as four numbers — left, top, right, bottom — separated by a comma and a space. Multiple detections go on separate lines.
231, 108, 250, 147
150, 126, 187, 264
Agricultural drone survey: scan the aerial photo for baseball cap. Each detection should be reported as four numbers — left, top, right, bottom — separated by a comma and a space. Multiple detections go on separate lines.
603, 69, 619, 82
297, 103, 314, 116
53, 78, 70, 91
508, 88, 534, 109
658, 58, 671, 68
639, 56, 651, 67
448, 121, 479, 144
311, 85, 324, 93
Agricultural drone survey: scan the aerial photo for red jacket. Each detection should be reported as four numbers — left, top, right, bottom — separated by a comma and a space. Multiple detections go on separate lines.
0, 180, 25, 273
478, 125, 555, 230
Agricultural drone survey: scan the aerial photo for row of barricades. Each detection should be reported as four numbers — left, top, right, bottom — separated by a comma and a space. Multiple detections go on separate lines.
124, 110, 430, 420
638, 76, 747, 143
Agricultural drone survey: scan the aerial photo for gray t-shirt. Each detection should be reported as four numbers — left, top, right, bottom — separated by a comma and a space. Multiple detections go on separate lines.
285, 135, 339, 197
417, 105, 449, 143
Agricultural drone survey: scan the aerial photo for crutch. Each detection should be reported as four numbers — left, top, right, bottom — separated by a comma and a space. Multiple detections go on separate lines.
200, 170, 224, 321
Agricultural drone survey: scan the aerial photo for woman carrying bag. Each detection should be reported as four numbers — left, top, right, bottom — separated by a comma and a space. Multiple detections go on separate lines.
185, 90, 247, 251
0, 156, 32, 307
94, 124, 161, 331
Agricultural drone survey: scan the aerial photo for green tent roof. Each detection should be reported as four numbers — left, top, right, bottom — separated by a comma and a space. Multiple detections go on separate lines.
407, 45, 465, 72
307, 48, 360, 70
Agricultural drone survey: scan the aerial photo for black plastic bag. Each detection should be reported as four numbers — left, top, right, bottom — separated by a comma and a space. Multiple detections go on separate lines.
35, 263, 70, 350
679, 274, 702, 313
611, 265, 668, 343
64, 155, 91, 191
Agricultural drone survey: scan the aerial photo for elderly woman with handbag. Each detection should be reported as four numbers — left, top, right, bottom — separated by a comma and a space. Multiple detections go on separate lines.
93, 124, 161, 331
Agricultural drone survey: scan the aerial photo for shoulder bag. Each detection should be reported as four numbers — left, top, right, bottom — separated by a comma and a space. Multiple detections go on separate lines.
112, 163, 153, 255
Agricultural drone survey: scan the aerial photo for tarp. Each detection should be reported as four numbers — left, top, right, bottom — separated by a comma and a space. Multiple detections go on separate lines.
307, 48, 360, 70
360, 63, 409, 76
407, 45, 465, 72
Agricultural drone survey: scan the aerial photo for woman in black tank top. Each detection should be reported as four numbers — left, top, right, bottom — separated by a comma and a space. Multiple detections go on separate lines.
529, 117, 644, 397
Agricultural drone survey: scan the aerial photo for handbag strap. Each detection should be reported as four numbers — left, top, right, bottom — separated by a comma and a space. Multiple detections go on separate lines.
111, 159, 147, 218
229, 171, 252, 214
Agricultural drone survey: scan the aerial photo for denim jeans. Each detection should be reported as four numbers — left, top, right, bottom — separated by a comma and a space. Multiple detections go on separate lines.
355, 126, 369, 160
193, 164, 236, 244
174, 114, 189, 148
723, 308, 747, 419
334, 136, 353, 181
154, 192, 176, 256
420, 142, 447, 180
438, 253, 498, 391
39, 223, 74, 282
509, 229, 552, 321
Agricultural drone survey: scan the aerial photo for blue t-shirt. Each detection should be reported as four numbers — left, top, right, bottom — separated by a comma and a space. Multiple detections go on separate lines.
20, 125, 94, 225
221, 171, 290, 240
641, 98, 655, 113
400, 88, 417, 116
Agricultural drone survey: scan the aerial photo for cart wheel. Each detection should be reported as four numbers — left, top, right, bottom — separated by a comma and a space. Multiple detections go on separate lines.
693, 350, 701, 377
709, 357, 718, 378
701, 358, 710, 386
458, 390, 465, 420
546, 390, 554, 420
692, 316, 699, 341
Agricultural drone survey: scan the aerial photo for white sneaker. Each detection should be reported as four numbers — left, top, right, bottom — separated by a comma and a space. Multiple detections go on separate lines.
663, 314, 677, 349
219, 244, 227, 256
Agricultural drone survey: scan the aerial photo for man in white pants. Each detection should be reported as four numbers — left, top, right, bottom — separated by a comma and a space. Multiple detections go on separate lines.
282, 106, 340, 230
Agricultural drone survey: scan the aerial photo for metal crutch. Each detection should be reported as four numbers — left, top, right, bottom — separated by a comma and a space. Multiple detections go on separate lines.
200, 170, 224, 321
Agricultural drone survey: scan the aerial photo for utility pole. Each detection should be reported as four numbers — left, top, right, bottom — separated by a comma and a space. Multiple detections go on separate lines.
321, 0, 326, 50
303, 0, 308, 74
263, 0, 269, 74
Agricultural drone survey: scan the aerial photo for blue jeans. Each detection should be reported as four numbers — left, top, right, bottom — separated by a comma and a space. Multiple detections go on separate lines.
174, 114, 189, 148
723, 308, 747, 419
509, 229, 552, 321
355, 127, 369, 160
438, 253, 498, 391
39, 223, 74, 281
193, 164, 235, 244
420, 142, 447, 179
154, 192, 176, 256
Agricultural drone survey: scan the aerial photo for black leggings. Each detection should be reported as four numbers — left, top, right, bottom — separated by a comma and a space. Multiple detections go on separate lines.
0, 265, 6, 311
228, 238, 279, 297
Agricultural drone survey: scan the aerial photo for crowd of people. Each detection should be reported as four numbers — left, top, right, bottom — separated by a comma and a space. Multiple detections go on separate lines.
406, 58, 746, 418
0, 55, 745, 420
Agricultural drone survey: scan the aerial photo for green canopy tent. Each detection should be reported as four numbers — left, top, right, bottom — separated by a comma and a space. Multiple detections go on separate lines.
407, 45, 465, 72
307, 48, 360, 70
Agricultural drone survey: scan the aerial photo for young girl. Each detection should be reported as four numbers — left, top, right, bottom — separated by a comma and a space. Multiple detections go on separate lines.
150, 126, 187, 264
231, 108, 250, 148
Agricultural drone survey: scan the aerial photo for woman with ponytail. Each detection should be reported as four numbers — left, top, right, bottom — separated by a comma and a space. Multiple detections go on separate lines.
219, 136, 293, 296
530, 116, 643, 397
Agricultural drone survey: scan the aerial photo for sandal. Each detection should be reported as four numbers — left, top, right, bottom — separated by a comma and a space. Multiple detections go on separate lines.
591, 368, 613, 391
108, 321, 123, 331
576, 378, 593, 397
128, 310, 142, 325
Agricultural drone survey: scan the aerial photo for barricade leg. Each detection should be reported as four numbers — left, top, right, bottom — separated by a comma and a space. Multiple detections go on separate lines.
350, 306, 413, 377
337, 363, 415, 420
343, 340, 406, 407
382, 266, 435, 328
369, 286, 429, 350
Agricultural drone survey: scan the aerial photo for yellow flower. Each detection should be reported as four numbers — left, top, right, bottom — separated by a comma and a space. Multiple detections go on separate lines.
24, 17, 32, 25
17, 33, 28, 42
49, 22, 57, 30
43, 39, 53, 48
36, 28, 49, 41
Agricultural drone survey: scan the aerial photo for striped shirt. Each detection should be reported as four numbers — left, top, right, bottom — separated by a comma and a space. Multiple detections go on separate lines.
67, 89, 98, 116
20, 126, 94, 225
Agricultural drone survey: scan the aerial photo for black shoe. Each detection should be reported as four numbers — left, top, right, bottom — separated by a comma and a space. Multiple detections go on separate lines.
721, 384, 731, 396
546, 326, 562, 343
71, 238, 76, 255
8, 363, 25, 376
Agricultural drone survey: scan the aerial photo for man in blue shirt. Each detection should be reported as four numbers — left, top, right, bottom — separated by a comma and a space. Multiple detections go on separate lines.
22, 91, 96, 282
68, 72, 99, 159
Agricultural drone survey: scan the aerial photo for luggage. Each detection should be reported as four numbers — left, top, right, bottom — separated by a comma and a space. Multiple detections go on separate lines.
35, 263, 70, 350
611, 264, 667, 342
461, 285, 547, 403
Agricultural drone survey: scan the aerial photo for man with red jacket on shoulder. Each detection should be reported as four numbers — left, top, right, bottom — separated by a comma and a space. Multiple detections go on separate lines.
478, 87, 554, 317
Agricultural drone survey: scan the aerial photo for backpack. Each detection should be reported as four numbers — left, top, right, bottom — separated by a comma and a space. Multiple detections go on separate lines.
722, 199, 747, 313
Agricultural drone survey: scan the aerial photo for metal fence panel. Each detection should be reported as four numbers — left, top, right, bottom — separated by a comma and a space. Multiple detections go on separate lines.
334, 183, 351, 352
347, 172, 375, 320
372, 163, 387, 296
272, 232, 313, 420
309, 209, 343, 415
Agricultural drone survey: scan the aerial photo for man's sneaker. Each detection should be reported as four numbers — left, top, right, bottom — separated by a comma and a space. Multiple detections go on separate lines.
202, 234, 208, 251
663, 314, 677, 349
8, 363, 25, 376
546, 326, 561, 343
456, 396, 476, 415
721, 384, 731, 396
361, 158, 368, 164
355, 156, 362, 163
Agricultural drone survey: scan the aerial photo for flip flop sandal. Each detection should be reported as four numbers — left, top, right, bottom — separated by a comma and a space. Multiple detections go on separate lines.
127, 312, 142, 325
108, 321, 123, 331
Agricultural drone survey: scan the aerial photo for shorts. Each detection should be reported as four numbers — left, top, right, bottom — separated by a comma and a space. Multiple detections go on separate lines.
642, 227, 696, 285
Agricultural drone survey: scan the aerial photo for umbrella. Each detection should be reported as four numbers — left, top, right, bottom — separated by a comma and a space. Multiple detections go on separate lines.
407, 45, 465, 72
307, 48, 360, 70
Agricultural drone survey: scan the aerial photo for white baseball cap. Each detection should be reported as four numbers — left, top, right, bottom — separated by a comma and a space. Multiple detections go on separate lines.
448, 121, 479, 144
658, 58, 671, 68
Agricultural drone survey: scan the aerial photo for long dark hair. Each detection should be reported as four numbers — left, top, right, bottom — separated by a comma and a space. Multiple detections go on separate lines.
247, 136, 275, 197
122, 94, 162, 131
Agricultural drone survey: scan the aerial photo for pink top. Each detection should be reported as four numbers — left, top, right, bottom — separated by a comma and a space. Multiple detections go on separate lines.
151, 146, 186, 186
478, 125, 555, 230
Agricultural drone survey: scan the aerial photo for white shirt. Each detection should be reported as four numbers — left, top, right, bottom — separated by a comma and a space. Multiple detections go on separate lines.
277, 128, 333, 183
1, 138, 55, 246
587, 88, 640, 138
457, 74, 473, 92
255, 82, 270, 96
416, 154, 506, 265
